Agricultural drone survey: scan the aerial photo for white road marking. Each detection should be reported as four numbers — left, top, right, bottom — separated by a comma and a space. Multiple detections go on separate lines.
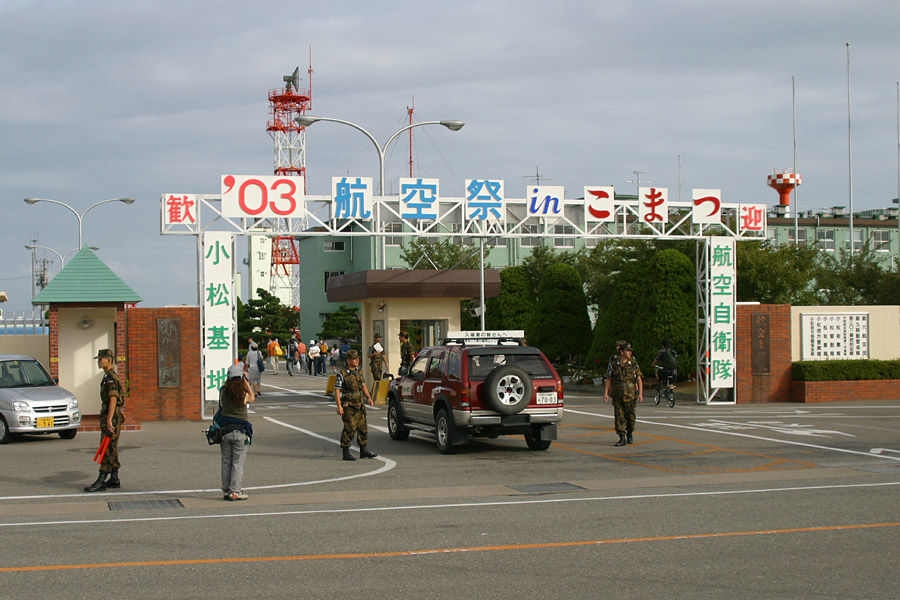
0, 418, 396, 502
564, 408, 900, 462
2, 480, 898, 529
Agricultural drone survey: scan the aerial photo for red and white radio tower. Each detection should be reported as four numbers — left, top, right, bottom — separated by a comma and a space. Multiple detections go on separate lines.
263, 61, 312, 308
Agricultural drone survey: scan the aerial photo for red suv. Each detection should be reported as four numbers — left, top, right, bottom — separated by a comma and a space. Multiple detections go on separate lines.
386, 339, 564, 453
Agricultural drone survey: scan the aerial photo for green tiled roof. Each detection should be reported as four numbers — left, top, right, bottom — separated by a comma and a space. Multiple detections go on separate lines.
33, 246, 142, 305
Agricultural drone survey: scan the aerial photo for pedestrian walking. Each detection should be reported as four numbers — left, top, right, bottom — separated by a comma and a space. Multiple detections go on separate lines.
335, 350, 377, 461
367, 333, 388, 383
84, 349, 124, 492
245, 342, 263, 396
603, 340, 643, 446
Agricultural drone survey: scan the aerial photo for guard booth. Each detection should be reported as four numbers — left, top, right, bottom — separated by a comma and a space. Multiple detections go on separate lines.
325, 269, 501, 388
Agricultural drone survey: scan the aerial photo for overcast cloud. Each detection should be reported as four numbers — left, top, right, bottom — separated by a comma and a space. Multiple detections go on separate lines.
2, 0, 899, 314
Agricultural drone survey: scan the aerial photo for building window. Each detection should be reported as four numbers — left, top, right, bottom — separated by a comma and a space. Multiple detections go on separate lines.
450, 223, 472, 246
324, 270, 344, 292
554, 225, 575, 248
520, 223, 540, 247
788, 228, 808, 247
324, 240, 345, 252
384, 222, 403, 247
873, 229, 891, 252
843, 228, 863, 252
817, 229, 835, 251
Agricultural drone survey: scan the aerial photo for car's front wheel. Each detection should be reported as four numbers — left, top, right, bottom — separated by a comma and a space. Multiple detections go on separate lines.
0, 416, 11, 444
435, 408, 457, 454
58, 428, 77, 440
387, 399, 410, 441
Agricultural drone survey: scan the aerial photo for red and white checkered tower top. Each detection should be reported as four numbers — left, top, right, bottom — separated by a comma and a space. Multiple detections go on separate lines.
767, 169, 801, 206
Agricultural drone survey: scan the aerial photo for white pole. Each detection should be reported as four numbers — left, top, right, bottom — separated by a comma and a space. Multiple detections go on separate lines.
793, 76, 799, 241
847, 43, 855, 258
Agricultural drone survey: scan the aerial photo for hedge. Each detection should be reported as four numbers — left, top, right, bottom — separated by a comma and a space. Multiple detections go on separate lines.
792, 359, 900, 381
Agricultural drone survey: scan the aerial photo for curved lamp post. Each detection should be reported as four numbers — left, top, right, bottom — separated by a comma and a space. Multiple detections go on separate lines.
24, 197, 135, 249
294, 115, 464, 195
25, 243, 100, 266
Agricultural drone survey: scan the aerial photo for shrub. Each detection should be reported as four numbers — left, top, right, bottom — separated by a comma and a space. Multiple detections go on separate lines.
792, 360, 900, 381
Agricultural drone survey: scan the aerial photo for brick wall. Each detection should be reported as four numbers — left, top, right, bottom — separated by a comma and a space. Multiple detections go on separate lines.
125, 306, 202, 421
791, 379, 900, 403
735, 304, 792, 403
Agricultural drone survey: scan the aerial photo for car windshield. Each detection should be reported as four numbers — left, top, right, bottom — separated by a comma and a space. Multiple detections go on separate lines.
467, 353, 553, 380
0, 360, 56, 388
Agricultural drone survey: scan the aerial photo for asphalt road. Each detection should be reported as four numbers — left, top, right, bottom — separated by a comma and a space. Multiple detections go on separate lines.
2, 372, 899, 599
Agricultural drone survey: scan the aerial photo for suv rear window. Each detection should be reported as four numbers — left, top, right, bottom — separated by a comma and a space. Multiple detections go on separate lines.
467, 353, 553, 380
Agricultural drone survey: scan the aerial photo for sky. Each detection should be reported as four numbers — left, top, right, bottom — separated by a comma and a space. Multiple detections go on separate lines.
2, 0, 899, 315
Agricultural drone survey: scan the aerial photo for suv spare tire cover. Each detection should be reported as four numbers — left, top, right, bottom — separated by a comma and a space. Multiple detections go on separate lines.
483, 365, 533, 415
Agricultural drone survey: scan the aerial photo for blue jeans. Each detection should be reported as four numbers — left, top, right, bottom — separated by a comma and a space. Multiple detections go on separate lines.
220, 430, 248, 494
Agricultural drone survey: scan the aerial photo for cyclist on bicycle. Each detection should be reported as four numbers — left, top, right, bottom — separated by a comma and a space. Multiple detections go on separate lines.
651, 339, 678, 390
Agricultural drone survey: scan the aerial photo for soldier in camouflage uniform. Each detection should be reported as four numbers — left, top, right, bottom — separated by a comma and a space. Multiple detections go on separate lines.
335, 350, 377, 461
84, 349, 125, 492
398, 331, 414, 376
603, 340, 643, 447
367, 333, 388, 384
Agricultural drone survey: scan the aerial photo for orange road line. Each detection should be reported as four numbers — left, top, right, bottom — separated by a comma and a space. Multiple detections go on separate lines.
3, 522, 899, 573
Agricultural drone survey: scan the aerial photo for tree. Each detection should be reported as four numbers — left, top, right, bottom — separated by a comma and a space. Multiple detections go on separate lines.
630, 249, 697, 378
400, 239, 490, 270
238, 289, 300, 350
736, 240, 819, 304
520, 245, 578, 297
814, 241, 900, 305
485, 266, 535, 331
528, 263, 592, 364
320, 304, 360, 341
586, 260, 645, 369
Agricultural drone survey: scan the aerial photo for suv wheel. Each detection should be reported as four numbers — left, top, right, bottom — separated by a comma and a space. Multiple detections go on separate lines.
483, 365, 533, 415
525, 433, 552, 451
0, 416, 10, 444
435, 407, 457, 454
58, 428, 78, 440
387, 399, 410, 441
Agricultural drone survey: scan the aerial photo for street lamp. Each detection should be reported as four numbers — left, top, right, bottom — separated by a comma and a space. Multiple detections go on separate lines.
294, 115, 464, 195
23, 197, 135, 249
25, 244, 100, 266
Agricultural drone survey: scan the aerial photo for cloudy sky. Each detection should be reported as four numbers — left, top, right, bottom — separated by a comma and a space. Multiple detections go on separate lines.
2, 0, 899, 315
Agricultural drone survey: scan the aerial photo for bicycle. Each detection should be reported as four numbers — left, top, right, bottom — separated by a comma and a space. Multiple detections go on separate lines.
654, 366, 676, 407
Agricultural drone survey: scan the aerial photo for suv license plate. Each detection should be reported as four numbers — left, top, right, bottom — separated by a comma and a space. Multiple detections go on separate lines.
536, 392, 557, 405
36, 417, 54, 428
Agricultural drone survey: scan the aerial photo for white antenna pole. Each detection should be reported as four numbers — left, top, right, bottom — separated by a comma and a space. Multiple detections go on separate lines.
846, 43, 855, 258
793, 76, 799, 241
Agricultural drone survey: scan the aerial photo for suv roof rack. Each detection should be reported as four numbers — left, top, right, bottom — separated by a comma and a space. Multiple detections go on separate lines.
441, 337, 525, 347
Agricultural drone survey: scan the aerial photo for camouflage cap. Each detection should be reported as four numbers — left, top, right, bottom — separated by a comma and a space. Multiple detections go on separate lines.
345, 349, 360, 360
94, 349, 114, 359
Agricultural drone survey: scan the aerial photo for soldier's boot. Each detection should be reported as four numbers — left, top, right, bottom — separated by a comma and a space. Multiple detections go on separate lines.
614, 434, 628, 447
84, 471, 109, 493
359, 445, 378, 459
342, 446, 357, 461
107, 469, 121, 489
626, 433, 634, 445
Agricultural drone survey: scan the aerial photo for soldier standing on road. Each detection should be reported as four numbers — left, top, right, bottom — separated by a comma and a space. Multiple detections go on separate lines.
368, 333, 388, 383
398, 331, 414, 376
603, 340, 643, 447
335, 350, 377, 461
84, 349, 124, 492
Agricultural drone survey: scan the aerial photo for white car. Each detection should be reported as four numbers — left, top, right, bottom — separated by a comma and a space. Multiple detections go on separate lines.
0, 355, 81, 443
